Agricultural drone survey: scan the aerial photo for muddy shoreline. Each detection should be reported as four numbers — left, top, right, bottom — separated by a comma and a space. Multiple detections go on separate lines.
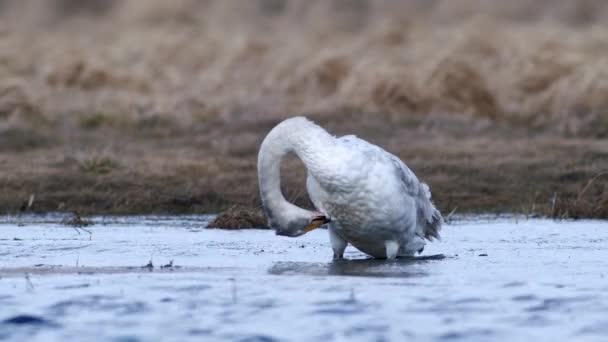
2, 118, 607, 220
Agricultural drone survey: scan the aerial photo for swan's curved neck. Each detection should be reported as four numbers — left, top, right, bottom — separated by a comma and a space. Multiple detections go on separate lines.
257, 117, 335, 226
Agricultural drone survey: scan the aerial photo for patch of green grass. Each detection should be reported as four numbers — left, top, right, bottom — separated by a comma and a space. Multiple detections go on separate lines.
0, 128, 54, 152
78, 157, 121, 175
79, 113, 128, 130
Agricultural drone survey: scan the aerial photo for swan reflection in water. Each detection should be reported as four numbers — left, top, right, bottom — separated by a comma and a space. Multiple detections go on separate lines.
268, 254, 447, 278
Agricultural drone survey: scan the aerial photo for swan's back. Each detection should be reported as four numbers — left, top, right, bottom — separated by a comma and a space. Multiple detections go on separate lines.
336, 134, 443, 240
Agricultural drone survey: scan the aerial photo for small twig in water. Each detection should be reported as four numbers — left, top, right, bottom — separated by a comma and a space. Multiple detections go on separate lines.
72, 225, 93, 237
24, 273, 34, 292
230, 277, 237, 304
349, 288, 357, 303
64, 211, 94, 239
142, 260, 154, 271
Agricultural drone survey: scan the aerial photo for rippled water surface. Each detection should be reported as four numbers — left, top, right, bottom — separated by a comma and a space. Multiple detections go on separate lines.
1, 216, 607, 341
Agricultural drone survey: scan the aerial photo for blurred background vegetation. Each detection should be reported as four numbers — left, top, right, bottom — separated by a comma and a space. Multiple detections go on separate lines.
0, 0, 606, 218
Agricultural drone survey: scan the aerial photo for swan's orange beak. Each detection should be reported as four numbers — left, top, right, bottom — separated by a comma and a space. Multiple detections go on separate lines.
303, 215, 330, 233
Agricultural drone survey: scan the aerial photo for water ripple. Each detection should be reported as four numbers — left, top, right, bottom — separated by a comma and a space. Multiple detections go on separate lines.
2, 314, 59, 328
48, 295, 148, 316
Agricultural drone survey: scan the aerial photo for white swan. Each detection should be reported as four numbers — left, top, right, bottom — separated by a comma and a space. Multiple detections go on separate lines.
257, 117, 442, 259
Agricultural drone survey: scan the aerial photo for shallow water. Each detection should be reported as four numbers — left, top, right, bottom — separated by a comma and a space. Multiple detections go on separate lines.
1, 216, 607, 341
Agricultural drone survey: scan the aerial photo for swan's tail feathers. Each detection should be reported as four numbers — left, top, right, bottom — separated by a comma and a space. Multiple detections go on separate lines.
424, 207, 443, 241
417, 183, 443, 241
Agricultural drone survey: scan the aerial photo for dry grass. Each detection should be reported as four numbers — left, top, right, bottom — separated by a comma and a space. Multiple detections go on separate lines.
1, 1, 607, 220
552, 173, 608, 219
62, 211, 93, 227
208, 207, 268, 229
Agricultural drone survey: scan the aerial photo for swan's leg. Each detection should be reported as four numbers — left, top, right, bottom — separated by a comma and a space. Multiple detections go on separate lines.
385, 241, 400, 260
328, 226, 347, 260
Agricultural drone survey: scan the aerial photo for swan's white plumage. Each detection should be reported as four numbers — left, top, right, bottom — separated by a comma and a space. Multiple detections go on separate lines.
258, 116, 442, 259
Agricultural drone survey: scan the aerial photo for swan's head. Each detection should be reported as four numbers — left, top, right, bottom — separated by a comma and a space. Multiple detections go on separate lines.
266, 205, 330, 237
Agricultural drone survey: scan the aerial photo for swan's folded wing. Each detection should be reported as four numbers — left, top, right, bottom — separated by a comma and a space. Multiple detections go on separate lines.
336, 134, 443, 240
415, 182, 443, 240
387, 153, 443, 240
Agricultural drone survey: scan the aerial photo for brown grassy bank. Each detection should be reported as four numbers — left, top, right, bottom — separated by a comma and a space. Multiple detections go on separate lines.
1, 0, 607, 220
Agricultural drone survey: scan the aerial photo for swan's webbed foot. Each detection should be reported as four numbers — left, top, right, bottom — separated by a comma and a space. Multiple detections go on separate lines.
329, 225, 347, 261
